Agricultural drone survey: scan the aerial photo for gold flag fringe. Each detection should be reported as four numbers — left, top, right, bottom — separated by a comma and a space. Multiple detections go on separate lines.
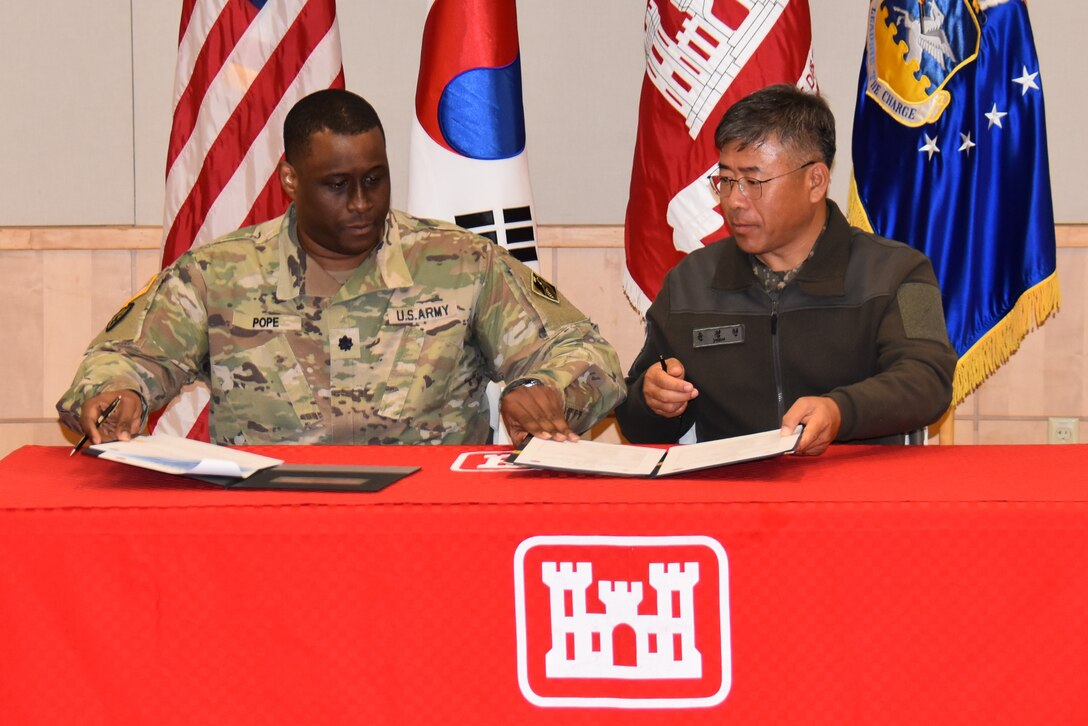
846, 175, 874, 235
952, 272, 1060, 405
847, 174, 1062, 407
622, 267, 654, 320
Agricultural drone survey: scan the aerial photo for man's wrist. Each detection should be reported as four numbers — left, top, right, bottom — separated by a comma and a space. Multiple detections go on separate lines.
501, 377, 545, 398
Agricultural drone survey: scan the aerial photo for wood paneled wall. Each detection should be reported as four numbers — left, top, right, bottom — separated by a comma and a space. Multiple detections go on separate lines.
2, 226, 1085, 457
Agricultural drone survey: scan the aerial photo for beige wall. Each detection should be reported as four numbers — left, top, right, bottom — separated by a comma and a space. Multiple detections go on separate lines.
1, 2, 1086, 227
1, 2, 1084, 456
2, 225, 1085, 458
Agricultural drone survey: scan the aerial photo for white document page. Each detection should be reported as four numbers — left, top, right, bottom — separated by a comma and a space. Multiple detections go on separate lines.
89, 434, 283, 479
655, 427, 801, 476
511, 438, 666, 477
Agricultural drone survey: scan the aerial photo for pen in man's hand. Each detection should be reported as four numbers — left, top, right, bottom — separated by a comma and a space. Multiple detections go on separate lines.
70, 395, 123, 456
659, 355, 668, 372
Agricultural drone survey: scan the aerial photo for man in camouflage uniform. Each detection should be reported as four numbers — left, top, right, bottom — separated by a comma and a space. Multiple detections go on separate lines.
58, 89, 625, 446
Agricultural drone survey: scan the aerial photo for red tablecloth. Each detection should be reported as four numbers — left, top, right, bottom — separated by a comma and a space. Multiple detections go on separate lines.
1, 443, 1086, 724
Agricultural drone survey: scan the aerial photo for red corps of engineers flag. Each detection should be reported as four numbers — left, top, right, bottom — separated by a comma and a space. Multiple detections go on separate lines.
624, 0, 816, 313
152, 0, 344, 439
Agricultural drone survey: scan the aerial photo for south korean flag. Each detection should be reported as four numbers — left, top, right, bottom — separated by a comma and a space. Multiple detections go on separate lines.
407, 0, 540, 271
407, 0, 542, 442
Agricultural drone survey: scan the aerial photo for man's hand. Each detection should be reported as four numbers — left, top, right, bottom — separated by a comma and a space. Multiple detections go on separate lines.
500, 382, 577, 447
782, 396, 841, 456
642, 358, 698, 418
79, 390, 144, 445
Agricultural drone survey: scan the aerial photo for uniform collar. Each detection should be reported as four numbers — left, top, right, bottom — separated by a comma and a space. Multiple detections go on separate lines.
712, 200, 851, 297
791, 200, 851, 296
276, 206, 414, 301
276, 206, 305, 301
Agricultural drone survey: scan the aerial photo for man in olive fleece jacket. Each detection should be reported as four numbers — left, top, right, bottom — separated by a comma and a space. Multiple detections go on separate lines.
616, 85, 956, 455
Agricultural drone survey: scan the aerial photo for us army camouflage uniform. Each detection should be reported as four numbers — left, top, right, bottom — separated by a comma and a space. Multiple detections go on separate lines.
57, 207, 625, 445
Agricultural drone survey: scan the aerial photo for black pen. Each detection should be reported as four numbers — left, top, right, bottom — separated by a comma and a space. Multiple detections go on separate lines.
70, 395, 123, 456
659, 354, 668, 372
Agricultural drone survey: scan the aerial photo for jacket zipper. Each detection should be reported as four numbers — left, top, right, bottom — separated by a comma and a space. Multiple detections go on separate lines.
770, 294, 784, 421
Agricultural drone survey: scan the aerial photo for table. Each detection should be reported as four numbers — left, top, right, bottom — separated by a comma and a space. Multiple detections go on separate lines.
1, 443, 1087, 724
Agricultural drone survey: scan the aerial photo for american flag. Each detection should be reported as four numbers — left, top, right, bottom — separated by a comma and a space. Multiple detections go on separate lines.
153, 0, 344, 438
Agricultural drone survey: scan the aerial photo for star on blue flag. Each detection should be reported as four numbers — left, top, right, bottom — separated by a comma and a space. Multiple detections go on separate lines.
849, 0, 1059, 404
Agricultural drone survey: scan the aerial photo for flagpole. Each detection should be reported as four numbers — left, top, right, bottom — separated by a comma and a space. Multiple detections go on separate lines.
937, 407, 955, 445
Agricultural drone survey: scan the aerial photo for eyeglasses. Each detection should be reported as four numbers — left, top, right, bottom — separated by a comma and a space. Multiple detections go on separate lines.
707, 161, 817, 201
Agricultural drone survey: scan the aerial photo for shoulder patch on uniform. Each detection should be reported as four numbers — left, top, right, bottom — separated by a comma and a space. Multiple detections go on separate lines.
898, 282, 950, 343
105, 273, 159, 332
105, 301, 135, 332
530, 272, 560, 304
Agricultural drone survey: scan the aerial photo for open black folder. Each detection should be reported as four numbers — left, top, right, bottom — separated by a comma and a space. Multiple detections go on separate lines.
85, 435, 417, 492
507, 426, 802, 477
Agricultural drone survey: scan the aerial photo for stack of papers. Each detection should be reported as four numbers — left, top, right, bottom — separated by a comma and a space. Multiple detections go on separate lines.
86, 435, 283, 480
84, 435, 418, 492
508, 427, 802, 477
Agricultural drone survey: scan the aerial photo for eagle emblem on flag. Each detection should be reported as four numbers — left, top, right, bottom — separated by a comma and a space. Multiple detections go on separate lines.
865, 0, 980, 127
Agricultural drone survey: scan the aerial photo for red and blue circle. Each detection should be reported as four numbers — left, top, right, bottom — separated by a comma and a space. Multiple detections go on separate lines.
415, 0, 526, 160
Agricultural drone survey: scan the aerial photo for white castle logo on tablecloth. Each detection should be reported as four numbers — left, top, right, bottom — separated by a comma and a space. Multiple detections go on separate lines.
646, 0, 787, 138
541, 561, 702, 679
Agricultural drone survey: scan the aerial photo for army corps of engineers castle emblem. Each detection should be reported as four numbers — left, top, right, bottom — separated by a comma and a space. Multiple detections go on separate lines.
514, 535, 731, 709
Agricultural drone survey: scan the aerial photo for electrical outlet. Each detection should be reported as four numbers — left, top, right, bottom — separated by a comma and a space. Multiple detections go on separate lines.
1047, 417, 1079, 444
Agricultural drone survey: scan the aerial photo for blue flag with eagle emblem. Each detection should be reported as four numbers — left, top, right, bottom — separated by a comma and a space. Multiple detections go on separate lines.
848, 0, 1058, 406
